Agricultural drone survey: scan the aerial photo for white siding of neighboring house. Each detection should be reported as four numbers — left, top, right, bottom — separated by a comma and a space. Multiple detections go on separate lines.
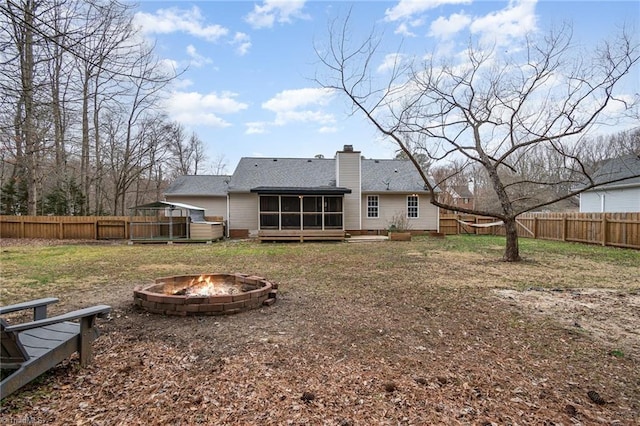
164, 196, 227, 219
336, 149, 362, 230
580, 186, 640, 212
362, 193, 438, 231
228, 192, 259, 234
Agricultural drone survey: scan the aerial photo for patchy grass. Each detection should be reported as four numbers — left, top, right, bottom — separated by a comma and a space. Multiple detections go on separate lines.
439, 234, 639, 265
0, 237, 638, 425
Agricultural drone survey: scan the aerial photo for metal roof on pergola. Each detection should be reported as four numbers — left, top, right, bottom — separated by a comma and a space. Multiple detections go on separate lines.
130, 200, 206, 211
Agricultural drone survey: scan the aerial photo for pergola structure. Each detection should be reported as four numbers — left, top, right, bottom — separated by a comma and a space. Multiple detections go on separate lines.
128, 201, 223, 243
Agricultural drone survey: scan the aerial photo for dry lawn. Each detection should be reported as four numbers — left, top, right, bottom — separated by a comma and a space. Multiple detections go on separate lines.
0, 236, 638, 425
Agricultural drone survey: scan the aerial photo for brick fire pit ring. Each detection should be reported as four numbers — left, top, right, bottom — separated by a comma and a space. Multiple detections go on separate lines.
133, 273, 277, 316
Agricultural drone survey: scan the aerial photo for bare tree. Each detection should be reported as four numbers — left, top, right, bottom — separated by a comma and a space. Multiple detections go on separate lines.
1, 0, 181, 216
208, 153, 229, 175
166, 123, 208, 177
317, 14, 639, 261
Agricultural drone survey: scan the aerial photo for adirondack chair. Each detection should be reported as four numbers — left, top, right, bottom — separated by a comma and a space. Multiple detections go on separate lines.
1, 298, 111, 399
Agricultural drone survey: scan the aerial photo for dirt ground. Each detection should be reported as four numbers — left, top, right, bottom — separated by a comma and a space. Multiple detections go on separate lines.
0, 238, 638, 425
494, 288, 640, 360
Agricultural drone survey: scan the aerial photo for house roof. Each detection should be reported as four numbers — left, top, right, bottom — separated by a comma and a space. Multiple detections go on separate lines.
228, 156, 434, 193
585, 154, 640, 190
228, 157, 335, 192
361, 159, 432, 192
164, 175, 230, 196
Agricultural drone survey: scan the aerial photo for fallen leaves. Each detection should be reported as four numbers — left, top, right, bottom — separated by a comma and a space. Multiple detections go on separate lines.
1, 239, 638, 424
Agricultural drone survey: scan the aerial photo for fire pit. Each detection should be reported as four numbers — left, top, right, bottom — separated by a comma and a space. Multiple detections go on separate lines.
133, 273, 277, 316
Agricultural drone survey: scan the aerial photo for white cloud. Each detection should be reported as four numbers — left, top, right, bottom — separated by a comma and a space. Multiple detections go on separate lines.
245, 88, 336, 134
158, 58, 180, 74
318, 126, 338, 134
232, 32, 252, 56
134, 6, 228, 42
245, 122, 269, 135
186, 45, 213, 68
393, 18, 424, 37
272, 110, 335, 126
394, 23, 415, 37
164, 91, 248, 128
245, 0, 309, 29
172, 78, 194, 90
384, 0, 471, 22
470, 0, 538, 46
377, 53, 408, 73
429, 13, 472, 39
262, 87, 334, 115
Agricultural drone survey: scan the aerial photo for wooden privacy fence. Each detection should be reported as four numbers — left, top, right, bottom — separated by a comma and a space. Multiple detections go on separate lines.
2, 213, 639, 249
441, 212, 640, 249
0, 215, 225, 241
0, 216, 132, 240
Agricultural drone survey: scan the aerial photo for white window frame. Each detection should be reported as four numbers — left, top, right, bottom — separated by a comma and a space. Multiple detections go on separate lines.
367, 195, 379, 218
407, 195, 419, 218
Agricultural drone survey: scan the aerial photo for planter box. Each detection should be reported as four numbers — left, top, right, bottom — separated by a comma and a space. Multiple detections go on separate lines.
389, 232, 412, 241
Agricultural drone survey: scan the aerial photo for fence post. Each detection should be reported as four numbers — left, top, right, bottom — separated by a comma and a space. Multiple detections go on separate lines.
533, 217, 538, 239
601, 215, 607, 247
59, 221, 64, 239
19, 217, 25, 238
562, 216, 567, 241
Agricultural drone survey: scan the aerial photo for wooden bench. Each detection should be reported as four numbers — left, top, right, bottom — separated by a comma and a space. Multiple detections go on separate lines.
258, 229, 345, 242
1, 298, 111, 399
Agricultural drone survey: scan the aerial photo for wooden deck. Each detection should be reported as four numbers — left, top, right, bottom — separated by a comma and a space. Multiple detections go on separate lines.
258, 229, 345, 242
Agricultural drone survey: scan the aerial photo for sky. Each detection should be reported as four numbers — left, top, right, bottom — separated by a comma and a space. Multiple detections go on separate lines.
131, 0, 640, 174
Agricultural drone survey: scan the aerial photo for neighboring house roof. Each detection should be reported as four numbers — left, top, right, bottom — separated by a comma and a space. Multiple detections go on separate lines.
165, 175, 230, 196
584, 154, 640, 190
227, 156, 434, 193
450, 185, 473, 199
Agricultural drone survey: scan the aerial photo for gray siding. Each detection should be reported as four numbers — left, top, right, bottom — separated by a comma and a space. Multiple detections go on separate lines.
580, 187, 640, 212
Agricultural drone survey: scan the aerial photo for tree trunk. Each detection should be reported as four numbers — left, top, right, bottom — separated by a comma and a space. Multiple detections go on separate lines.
80, 72, 90, 215
17, 0, 37, 215
503, 217, 521, 262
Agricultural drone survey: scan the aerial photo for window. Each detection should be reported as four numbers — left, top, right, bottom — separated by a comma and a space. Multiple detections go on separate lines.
281, 196, 301, 229
258, 195, 344, 230
260, 196, 279, 212
259, 196, 279, 229
303, 196, 322, 229
324, 197, 342, 212
407, 195, 418, 218
367, 195, 379, 218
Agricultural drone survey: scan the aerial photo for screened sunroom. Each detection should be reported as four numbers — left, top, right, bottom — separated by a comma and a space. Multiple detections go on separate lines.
250, 187, 351, 241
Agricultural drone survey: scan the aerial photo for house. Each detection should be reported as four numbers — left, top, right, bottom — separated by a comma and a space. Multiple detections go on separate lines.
165, 145, 440, 240
579, 154, 640, 212
439, 184, 474, 214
